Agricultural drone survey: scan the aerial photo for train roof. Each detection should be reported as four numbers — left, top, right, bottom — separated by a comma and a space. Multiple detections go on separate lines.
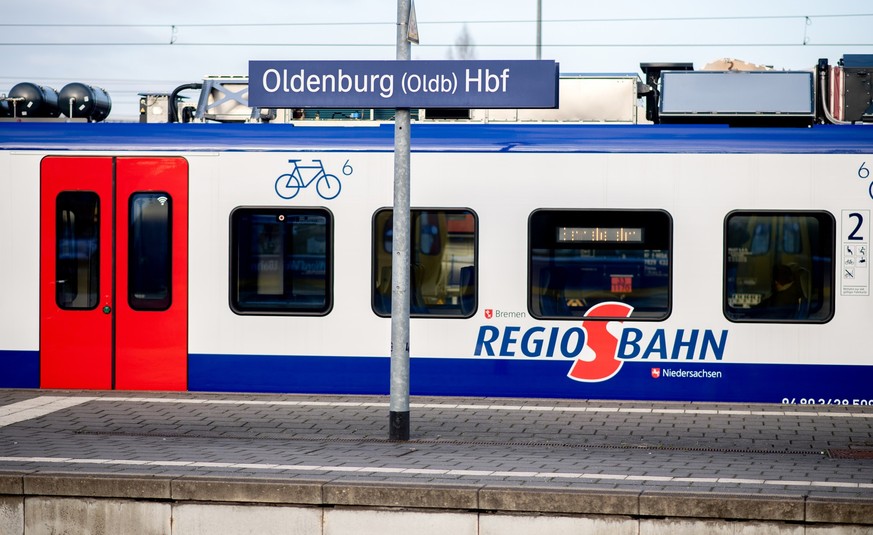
1, 122, 872, 154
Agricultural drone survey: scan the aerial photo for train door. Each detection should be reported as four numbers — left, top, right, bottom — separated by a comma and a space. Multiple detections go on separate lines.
40, 157, 188, 390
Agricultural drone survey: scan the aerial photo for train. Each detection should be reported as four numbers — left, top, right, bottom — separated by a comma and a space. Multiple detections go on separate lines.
1, 60, 873, 404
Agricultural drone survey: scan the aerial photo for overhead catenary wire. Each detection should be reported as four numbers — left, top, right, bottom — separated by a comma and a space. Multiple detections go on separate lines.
3, 11, 869, 121
2, 13, 869, 48
0, 12, 872, 28
0, 42, 870, 47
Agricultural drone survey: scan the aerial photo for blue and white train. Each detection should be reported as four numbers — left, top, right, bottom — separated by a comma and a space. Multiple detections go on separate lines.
1, 67, 873, 404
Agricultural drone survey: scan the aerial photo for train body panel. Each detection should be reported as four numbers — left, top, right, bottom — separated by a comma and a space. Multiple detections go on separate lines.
1, 123, 873, 403
0, 151, 41, 351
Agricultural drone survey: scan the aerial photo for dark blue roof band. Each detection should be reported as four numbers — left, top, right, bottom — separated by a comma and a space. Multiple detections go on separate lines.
1, 122, 872, 154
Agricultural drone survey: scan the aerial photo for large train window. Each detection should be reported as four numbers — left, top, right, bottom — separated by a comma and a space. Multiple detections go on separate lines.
724, 211, 834, 323
373, 209, 477, 318
230, 208, 332, 315
56, 191, 100, 310
529, 209, 671, 320
129, 192, 171, 311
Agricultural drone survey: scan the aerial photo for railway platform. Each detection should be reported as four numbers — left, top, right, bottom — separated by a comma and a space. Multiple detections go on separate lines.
1, 389, 872, 534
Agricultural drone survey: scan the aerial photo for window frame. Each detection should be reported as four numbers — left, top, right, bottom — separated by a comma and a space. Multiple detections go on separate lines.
128, 191, 172, 311
371, 207, 479, 319
229, 206, 334, 316
723, 210, 835, 324
55, 190, 101, 311
528, 208, 673, 321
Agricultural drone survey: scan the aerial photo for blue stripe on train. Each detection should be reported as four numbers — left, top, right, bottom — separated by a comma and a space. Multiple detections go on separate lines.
0, 350, 40, 388
188, 354, 873, 404
3, 123, 873, 154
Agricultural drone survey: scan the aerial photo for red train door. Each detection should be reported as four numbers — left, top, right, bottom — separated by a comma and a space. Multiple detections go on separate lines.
40, 156, 188, 390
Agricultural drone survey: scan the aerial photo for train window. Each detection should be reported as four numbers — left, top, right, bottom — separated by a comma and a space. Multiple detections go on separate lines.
725, 212, 834, 322
373, 209, 477, 318
56, 191, 100, 310
230, 208, 332, 315
129, 192, 172, 311
529, 210, 672, 320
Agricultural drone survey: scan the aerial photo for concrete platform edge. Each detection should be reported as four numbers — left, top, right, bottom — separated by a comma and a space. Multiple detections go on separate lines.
1, 472, 871, 526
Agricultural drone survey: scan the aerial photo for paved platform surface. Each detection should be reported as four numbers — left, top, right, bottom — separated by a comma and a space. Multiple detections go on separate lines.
1, 389, 872, 525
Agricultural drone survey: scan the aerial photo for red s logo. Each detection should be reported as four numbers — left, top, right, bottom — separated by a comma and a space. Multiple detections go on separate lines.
567, 302, 634, 383
484, 309, 493, 319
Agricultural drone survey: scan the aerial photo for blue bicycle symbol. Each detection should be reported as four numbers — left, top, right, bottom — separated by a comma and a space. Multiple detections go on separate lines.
275, 159, 342, 200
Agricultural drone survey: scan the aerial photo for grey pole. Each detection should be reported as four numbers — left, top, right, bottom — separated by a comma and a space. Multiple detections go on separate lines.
536, 0, 542, 60
390, 0, 412, 441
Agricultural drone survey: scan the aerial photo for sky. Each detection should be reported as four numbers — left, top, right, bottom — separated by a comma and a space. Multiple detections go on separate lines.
2, 0, 871, 121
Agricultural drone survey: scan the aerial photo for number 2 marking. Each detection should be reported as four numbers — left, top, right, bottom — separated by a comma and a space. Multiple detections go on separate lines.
848, 212, 865, 241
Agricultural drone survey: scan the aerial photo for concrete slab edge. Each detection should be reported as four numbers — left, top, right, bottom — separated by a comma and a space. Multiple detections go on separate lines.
0, 473, 870, 525
638, 490, 804, 522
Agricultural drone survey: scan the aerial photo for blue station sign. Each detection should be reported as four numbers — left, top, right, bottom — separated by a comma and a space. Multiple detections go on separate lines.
248, 60, 559, 109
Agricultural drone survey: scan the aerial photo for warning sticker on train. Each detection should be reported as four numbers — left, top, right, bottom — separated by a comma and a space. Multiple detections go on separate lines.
841, 209, 870, 296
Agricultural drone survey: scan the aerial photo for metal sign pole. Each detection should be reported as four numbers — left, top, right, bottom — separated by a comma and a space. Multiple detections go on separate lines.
389, 0, 412, 441
536, 0, 542, 60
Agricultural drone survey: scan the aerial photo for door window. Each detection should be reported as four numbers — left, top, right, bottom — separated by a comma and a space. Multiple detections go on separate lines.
128, 192, 172, 310
56, 191, 100, 310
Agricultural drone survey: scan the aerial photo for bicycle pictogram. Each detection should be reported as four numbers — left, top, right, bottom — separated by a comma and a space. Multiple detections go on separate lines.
275, 159, 344, 200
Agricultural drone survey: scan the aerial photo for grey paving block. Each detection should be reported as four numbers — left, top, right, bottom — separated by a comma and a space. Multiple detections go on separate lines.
639, 491, 805, 521
324, 481, 478, 510
0, 474, 22, 495
171, 476, 323, 505
479, 486, 639, 515
23, 474, 170, 499
806, 496, 873, 525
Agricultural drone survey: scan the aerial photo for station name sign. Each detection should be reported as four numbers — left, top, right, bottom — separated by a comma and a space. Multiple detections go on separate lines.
248, 60, 559, 109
